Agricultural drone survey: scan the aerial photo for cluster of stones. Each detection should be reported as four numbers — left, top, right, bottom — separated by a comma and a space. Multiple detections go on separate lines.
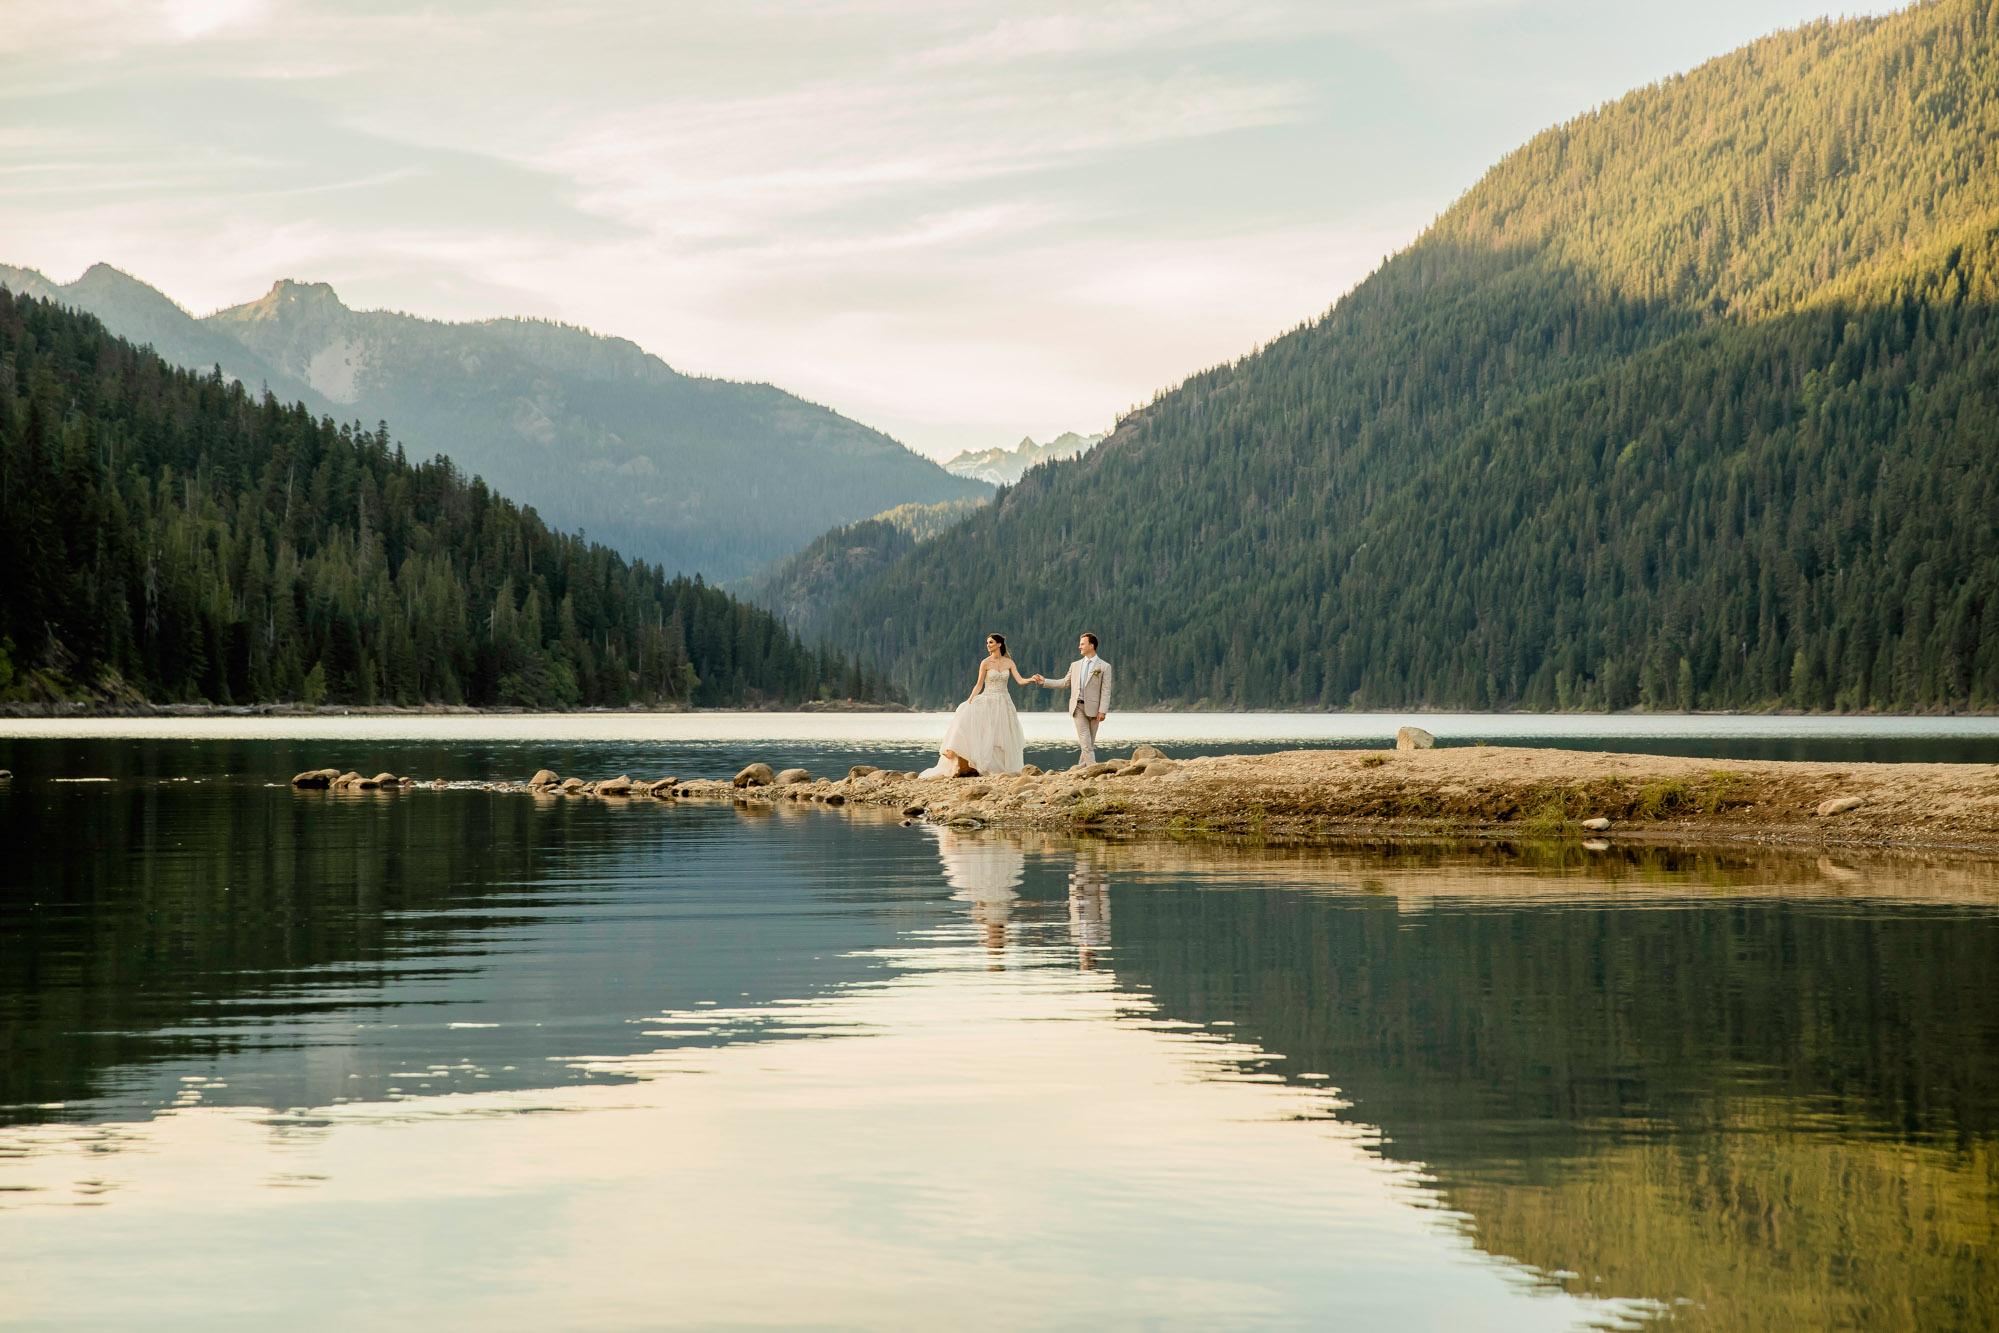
290, 768, 413, 790
289, 766, 682, 797
524, 769, 678, 799
676, 746, 1187, 827
684, 761, 916, 807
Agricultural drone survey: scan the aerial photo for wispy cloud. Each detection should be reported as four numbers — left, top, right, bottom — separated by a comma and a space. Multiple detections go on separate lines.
1, 0, 1855, 455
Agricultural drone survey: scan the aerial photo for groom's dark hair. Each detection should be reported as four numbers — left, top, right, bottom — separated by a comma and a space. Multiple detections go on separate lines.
1081, 633, 1098, 649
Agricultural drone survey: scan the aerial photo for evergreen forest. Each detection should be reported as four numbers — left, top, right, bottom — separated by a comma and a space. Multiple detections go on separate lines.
819, 0, 1999, 712
0, 289, 895, 709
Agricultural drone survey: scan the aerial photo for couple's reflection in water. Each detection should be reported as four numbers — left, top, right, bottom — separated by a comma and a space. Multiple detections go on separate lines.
1067, 861, 1110, 970
924, 825, 1109, 970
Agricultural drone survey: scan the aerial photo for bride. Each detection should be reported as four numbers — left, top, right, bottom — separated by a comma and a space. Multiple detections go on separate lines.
920, 634, 1031, 778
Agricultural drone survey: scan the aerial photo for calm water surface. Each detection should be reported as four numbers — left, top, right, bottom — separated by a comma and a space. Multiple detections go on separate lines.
1, 726, 1996, 1330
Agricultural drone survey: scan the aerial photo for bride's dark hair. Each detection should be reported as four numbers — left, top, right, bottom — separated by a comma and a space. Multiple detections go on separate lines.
987, 633, 1007, 657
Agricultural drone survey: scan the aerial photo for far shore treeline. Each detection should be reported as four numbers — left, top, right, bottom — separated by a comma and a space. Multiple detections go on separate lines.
0, 289, 897, 709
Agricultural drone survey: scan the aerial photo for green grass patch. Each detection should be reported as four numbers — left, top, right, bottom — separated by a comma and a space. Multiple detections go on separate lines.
1635, 770, 1744, 820
1074, 795, 1130, 823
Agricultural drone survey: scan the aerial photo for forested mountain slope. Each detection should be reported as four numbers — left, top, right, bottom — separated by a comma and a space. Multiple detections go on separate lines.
0, 266, 989, 580
0, 290, 892, 709
827, 0, 1999, 711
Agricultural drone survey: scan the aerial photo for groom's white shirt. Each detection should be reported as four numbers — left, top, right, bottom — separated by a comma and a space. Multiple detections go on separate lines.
1043, 654, 1112, 716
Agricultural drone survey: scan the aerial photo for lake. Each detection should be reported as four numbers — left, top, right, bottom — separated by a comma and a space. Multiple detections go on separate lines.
2, 718, 1996, 1330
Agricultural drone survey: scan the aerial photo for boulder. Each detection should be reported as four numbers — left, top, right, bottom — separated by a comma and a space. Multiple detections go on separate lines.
823, 793, 846, 806
560, 777, 585, 792
901, 804, 927, 817
1816, 795, 1866, 817
776, 768, 812, 785
1082, 761, 1121, 778
355, 777, 380, 790
290, 768, 340, 788
1019, 764, 1043, 777
1131, 746, 1166, 762
734, 763, 775, 788
904, 771, 920, 780
332, 771, 362, 789
529, 769, 560, 788
1395, 726, 1436, 751
1116, 763, 1147, 777
598, 775, 634, 795
961, 785, 990, 801
1581, 817, 1611, 831
372, 773, 400, 787
647, 779, 678, 798
1145, 757, 1180, 776
849, 765, 878, 779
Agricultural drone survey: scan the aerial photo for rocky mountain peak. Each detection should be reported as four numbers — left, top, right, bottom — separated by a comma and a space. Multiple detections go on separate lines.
943, 430, 1106, 485
73, 262, 149, 290
228, 278, 350, 323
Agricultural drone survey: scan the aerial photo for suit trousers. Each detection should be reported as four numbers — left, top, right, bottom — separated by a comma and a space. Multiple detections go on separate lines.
1072, 708, 1100, 765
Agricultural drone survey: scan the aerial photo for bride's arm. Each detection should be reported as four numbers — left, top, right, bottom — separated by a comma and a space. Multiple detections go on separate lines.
1007, 658, 1034, 685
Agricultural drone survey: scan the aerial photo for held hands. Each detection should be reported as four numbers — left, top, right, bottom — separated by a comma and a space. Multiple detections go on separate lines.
1031, 673, 1044, 684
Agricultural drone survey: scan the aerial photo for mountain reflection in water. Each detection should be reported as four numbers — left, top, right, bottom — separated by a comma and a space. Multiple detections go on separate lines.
2, 757, 1995, 1330
1090, 838, 1999, 1332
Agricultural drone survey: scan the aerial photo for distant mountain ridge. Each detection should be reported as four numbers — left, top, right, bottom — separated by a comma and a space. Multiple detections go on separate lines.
0, 287, 894, 710
943, 431, 1104, 486
818, 0, 1999, 712
0, 265, 989, 579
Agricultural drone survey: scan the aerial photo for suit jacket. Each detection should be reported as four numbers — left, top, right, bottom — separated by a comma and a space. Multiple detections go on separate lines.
1043, 656, 1112, 716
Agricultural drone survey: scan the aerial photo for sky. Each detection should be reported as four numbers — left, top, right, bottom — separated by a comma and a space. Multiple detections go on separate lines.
2, 0, 1872, 459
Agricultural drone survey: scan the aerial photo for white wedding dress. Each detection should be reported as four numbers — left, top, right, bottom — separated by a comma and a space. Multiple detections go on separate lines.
922, 668, 1026, 777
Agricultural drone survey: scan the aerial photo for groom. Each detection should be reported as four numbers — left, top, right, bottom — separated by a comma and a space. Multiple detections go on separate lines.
1033, 633, 1113, 767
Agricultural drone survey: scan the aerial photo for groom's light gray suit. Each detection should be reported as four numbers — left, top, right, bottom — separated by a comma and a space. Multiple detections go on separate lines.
1040, 655, 1113, 765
